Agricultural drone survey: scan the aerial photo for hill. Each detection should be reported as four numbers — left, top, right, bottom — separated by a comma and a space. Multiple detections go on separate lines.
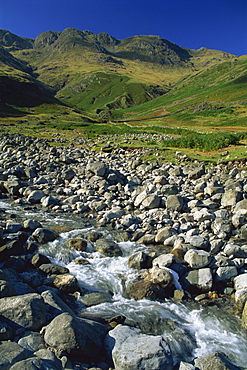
0, 28, 246, 164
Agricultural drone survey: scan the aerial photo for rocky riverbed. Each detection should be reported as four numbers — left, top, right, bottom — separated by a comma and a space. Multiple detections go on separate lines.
1, 133, 247, 369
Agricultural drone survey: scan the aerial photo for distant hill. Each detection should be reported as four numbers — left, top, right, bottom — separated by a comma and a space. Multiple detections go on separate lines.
0, 27, 244, 123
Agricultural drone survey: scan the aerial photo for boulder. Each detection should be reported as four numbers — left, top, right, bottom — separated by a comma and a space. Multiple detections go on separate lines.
47, 273, 80, 293
39, 263, 69, 275
80, 291, 113, 307
23, 219, 42, 231
31, 253, 51, 268
184, 249, 211, 269
0, 240, 25, 261
221, 189, 242, 207
41, 195, 60, 207
126, 279, 168, 301
43, 312, 107, 360
152, 254, 176, 268
0, 341, 29, 369
41, 289, 76, 319
104, 325, 173, 370
233, 199, 247, 215
234, 273, 247, 291
67, 238, 87, 251
194, 351, 242, 370
235, 289, 247, 312
32, 228, 59, 244
215, 266, 238, 283
155, 227, 175, 244
18, 331, 46, 352
95, 238, 123, 257
128, 251, 152, 270
27, 190, 46, 203
87, 161, 107, 177
166, 195, 184, 211
142, 194, 161, 209
0, 293, 46, 330
181, 268, 213, 294
9, 357, 63, 370
144, 266, 174, 289
3, 179, 21, 195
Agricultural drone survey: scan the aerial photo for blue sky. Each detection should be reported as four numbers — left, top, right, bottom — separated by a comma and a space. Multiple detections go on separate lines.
0, 0, 246, 55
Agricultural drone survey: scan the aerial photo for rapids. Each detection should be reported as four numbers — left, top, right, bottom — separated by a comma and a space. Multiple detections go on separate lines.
2, 199, 247, 366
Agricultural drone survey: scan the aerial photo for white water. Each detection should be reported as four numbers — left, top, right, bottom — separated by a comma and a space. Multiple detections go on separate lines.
43, 227, 247, 367
1, 200, 247, 366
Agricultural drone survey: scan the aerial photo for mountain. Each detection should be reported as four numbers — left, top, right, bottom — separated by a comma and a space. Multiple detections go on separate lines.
0, 27, 244, 124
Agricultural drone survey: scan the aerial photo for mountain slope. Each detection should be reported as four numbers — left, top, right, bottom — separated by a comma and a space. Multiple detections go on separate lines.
0, 27, 242, 123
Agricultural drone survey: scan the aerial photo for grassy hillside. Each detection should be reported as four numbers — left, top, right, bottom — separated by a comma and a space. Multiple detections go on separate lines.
0, 28, 246, 164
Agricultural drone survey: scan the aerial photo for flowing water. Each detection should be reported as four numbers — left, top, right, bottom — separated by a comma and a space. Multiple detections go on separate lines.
2, 199, 247, 366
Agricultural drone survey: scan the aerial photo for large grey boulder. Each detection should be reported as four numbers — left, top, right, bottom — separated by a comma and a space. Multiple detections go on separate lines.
234, 273, 247, 291
27, 190, 46, 204
0, 341, 29, 370
166, 195, 184, 211
184, 249, 211, 269
215, 266, 238, 283
32, 228, 59, 244
233, 199, 247, 215
142, 194, 161, 209
104, 325, 173, 370
155, 227, 175, 244
221, 189, 242, 207
43, 312, 107, 360
87, 160, 107, 177
181, 268, 213, 294
41, 289, 76, 319
9, 357, 63, 370
18, 331, 46, 352
95, 238, 123, 257
194, 351, 242, 369
128, 251, 152, 270
0, 293, 46, 330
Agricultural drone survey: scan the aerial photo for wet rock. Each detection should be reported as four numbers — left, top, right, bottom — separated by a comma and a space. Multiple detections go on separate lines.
95, 238, 123, 257
194, 351, 242, 370
43, 312, 107, 360
0, 279, 16, 297
31, 253, 51, 268
235, 289, 247, 312
126, 278, 168, 301
80, 291, 113, 307
67, 238, 88, 251
6, 222, 23, 233
23, 219, 42, 231
32, 228, 59, 243
0, 240, 25, 261
143, 266, 174, 289
47, 273, 80, 293
104, 325, 173, 370
39, 263, 69, 275
0, 293, 46, 330
128, 251, 152, 269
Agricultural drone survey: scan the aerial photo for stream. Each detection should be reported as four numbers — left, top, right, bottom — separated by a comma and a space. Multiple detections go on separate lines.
2, 199, 247, 367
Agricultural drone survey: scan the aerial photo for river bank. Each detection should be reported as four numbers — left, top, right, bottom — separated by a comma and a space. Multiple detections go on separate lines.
0, 133, 247, 369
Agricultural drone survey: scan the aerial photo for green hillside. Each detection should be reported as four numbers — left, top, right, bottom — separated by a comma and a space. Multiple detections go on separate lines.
0, 28, 246, 163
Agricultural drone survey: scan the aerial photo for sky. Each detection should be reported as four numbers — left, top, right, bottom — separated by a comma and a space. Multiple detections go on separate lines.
0, 0, 246, 56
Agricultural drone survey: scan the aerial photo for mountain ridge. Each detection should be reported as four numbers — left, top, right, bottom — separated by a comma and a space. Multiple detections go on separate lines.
0, 27, 243, 123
